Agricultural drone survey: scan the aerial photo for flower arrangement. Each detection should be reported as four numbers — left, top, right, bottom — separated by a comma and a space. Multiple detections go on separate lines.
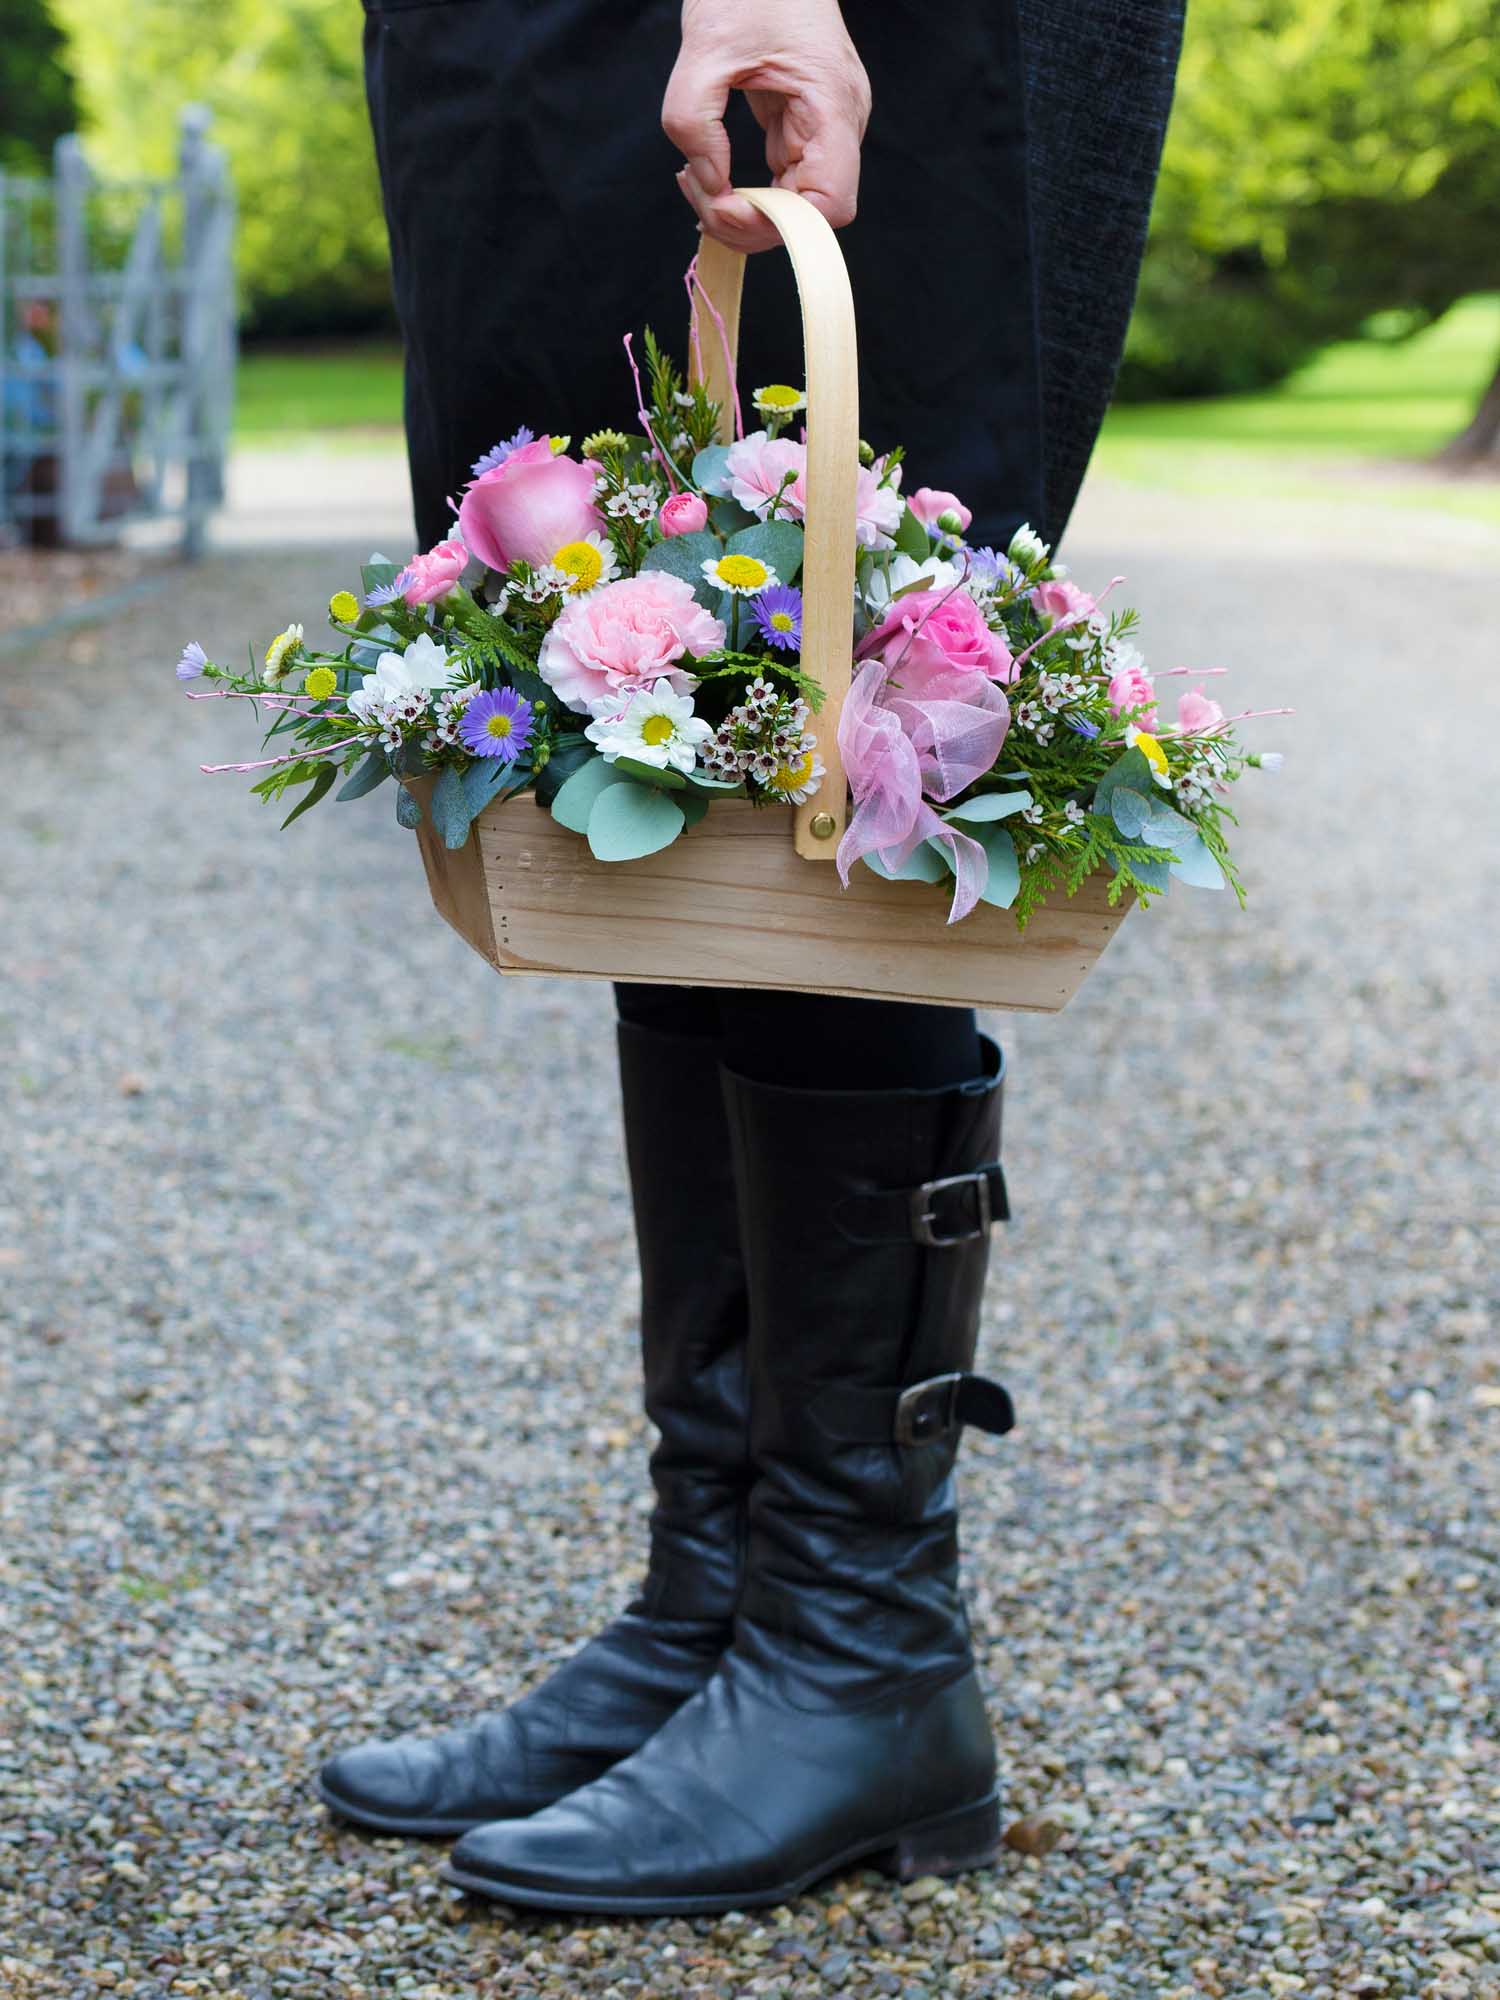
179, 331, 1285, 925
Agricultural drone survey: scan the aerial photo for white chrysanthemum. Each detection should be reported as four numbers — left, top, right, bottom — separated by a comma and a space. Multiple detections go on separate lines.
548, 531, 620, 598
262, 623, 305, 687
702, 552, 779, 597
860, 552, 964, 620
347, 632, 458, 722
763, 741, 825, 805
585, 681, 712, 775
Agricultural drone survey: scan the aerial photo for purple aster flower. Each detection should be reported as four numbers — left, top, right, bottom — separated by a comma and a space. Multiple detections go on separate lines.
1065, 712, 1101, 738
363, 569, 413, 609
175, 639, 208, 682
968, 546, 1023, 594
459, 686, 534, 762
750, 583, 803, 653
471, 427, 536, 478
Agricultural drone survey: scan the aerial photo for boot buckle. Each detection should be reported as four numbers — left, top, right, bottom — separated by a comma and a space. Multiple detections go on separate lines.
910, 1169, 993, 1247
894, 1373, 964, 1445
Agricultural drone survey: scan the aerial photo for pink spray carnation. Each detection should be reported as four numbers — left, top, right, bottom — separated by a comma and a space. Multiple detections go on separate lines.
907, 487, 972, 533
457, 437, 604, 572
724, 430, 902, 549
658, 491, 709, 538
1107, 663, 1157, 724
401, 538, 469, 605
857, 587, 1015, 684
537, 571, 726, 716
1176, 685, 1225, 735
1030, 577, 1097, 625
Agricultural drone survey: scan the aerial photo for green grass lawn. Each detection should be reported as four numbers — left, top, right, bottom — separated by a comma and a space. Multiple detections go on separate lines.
234, 298, 1500, 521
235, 340, 405, 439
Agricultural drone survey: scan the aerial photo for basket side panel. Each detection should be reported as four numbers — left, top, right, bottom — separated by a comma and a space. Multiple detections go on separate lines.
474, 799, 1128, 1012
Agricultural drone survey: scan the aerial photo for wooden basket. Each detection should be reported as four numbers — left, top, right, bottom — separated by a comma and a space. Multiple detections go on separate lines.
412, 187, 1131, 1013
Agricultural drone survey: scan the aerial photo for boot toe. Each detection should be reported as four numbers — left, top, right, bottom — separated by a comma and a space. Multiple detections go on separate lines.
319, 1738, 461, 1835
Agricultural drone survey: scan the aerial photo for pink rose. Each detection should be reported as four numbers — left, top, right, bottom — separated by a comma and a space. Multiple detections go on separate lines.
457, 437, 604, 572
1107, 664, 1157, 724
401, 538, 469, 606
658, 492, 709, 538
1030, 578, 1097, 625
907, 487, 972, 533
725, 430, 901, 549
1176, 685, 1225, 735
537, 571, 727, 716
857, 587, 1015, 684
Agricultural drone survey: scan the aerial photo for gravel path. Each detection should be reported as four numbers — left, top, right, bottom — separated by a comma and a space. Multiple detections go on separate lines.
2, 512, 1497, 1999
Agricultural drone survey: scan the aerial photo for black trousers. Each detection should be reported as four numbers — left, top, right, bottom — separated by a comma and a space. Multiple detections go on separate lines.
362, 0, 1047, 1089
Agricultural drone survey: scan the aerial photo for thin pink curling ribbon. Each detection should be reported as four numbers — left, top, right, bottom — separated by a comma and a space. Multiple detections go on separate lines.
684, 252, 745, 442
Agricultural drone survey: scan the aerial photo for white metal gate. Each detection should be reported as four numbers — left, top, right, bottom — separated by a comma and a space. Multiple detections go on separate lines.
0, 106, 235, 556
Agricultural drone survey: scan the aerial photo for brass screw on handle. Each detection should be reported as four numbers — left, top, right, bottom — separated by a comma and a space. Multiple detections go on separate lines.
809, 812, 837, 841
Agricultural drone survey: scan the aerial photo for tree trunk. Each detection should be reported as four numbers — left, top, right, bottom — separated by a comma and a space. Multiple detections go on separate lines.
1437, 342, 1500, 467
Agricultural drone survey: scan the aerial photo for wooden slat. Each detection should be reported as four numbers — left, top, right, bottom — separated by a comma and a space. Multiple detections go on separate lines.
413, 790, 1130, 1014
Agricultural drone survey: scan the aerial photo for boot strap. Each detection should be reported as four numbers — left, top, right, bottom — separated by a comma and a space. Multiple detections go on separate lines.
833, 1164, 1009, 1247
815, 1371, 1015, 1447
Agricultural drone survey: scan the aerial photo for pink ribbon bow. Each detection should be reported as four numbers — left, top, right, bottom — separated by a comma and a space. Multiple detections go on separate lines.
836, 657, 1011, 922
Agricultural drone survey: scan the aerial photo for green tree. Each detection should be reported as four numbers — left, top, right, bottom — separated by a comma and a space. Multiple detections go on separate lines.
1123, 0, 1500, 455
53, 0, 392, 333
0, 0, 79, 173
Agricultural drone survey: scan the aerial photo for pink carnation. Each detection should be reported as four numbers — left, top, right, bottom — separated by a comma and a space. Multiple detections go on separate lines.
1030, 578, 1097, 625
658, 492, 709, 538
724, 431, 902, 549
1107, 664, 1157, 724
1176, 685, 1225, 735
907, 487, 972, 533
457, 437, 603, 572
537, 571, 726, 716
401, 538, 469, 606
857, 586, 1015, 684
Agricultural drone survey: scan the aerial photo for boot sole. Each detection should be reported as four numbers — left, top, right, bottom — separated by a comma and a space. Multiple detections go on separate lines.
441, 1790, 1003, 1915
317, 1776, 488, 1840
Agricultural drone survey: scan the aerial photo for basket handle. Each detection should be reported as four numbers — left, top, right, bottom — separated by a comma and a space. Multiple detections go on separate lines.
688, 190, 859, 861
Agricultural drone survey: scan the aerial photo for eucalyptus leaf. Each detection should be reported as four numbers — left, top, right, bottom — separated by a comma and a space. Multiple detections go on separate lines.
1169, 833, 1225, 889
864, 843, 947, 885
532, 732, 592, 805
395, 785, 423, 829
692, 444, 734, 496
943, 790, 1031, 825
504, 663, 553, 708
676, 792, 710, 830
893, 505, 931, 562
725, 519, 804, 586
975, 825, 1020, 908
280, 761, 337, 830
1138, 799, 1201, 854
432, 764, 475, 850
1130, 856, 1173, 894
681, 769, 745, 795
337, 746, 390, 802
1092, 745, 1158, 816
348, 639, 388, 671
710, 497, 757, 536
609, 755, 688, 790
1110, 787, 1153, 839
549, 756, 626, 833
461, 756, 528, 816
360, 556, 400, 598
641, 531, 723, 611
586, 780, 685, 862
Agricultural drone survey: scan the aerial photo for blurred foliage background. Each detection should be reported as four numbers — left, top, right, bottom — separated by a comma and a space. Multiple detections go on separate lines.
7, 0, 1500, 463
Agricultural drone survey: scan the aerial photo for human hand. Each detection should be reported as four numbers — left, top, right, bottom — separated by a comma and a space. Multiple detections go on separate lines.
663, 0, 871, 252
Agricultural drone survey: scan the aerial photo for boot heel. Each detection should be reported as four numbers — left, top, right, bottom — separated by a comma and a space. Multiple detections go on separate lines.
874, 1792, 1002, 1882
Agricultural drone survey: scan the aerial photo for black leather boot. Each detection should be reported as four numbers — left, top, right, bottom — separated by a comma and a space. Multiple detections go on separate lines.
318, 1020, 750, 1835
445, 1039, 1014, 1911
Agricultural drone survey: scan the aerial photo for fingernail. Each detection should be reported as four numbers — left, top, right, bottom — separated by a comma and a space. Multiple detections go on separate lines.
690, 156, 724, 196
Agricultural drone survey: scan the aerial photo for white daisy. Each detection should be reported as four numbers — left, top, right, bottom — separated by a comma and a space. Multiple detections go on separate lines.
763, 743, 825, 805
585, 681, 712, 775
548, 531, 621, 597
